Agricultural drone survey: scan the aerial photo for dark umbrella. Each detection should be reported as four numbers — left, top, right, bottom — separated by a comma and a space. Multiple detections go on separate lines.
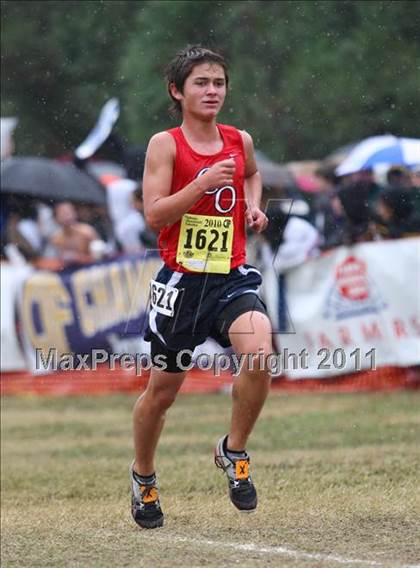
1, 157, 106, 205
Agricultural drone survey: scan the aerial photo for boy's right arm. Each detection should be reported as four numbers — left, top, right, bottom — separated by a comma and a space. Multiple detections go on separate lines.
143, 132, 235, 232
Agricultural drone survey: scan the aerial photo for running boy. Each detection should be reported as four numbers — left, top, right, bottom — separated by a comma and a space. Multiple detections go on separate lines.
130, 45, 272, 528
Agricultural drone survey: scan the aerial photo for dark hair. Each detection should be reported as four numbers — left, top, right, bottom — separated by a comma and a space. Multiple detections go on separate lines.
337, 181, 372, 225
124, 146, 146, 181
380, 188, 413, 219
133, 187, 143, 201
165, 45, 229, 115
386, 166, 411, 188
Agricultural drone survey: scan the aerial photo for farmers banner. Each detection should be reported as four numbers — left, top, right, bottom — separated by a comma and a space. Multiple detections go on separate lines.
270, 237, 420, 379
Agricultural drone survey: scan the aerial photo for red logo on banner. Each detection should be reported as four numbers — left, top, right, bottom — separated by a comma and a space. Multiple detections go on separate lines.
335, 256, 369, 301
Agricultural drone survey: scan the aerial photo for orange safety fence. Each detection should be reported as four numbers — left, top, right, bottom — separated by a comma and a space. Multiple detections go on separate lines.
1, 365, 419, 397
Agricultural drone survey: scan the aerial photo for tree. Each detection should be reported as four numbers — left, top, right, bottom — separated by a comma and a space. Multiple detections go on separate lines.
1, 0, 142, 156
2, 0, 419, 160
120, 0, 420, 161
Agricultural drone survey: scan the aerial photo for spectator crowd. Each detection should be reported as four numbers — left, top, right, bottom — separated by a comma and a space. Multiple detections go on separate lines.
1, 125, 420, 272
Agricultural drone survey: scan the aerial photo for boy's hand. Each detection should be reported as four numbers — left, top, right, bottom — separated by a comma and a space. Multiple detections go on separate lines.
246, 205, 268, 233
198, 158, 236, 191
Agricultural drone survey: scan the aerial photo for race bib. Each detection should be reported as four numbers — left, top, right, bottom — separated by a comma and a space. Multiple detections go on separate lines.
176, 214, 233, 274
150, 279, 180, 317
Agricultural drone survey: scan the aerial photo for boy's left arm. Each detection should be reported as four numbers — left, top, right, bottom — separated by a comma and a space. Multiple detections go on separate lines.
240, 130, 268, 233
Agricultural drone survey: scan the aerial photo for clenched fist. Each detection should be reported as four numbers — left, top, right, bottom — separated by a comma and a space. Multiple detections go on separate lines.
197, 158, 236, 192
246, 205, 268, 233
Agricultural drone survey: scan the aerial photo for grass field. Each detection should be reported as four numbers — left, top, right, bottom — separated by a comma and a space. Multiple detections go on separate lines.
1, 390, 420, 567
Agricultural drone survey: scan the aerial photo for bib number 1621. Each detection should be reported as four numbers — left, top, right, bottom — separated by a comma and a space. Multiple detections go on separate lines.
183, 227, 229, 252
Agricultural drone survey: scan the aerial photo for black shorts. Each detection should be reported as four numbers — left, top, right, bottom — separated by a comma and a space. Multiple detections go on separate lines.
144, 263, 268, 372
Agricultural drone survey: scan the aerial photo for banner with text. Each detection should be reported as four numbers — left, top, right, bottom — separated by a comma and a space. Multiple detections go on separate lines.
18, 253, 162, 373
4, 239, 420, 378
272, 238, 420, 378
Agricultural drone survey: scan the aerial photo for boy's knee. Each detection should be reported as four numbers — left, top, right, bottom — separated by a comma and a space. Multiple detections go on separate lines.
148, 383, 179, 411
240, 342, 273, 376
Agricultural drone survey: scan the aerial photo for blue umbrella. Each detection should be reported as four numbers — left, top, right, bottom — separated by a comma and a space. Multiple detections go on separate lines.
336, 135, 420, 176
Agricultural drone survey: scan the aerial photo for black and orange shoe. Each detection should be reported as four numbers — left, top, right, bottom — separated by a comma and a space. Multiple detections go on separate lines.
214, 435, 257, 512
130, 462, 164, 529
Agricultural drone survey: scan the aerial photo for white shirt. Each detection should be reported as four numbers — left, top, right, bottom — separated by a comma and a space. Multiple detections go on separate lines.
17, 219, 43, 252
115, 210, 146, 252
105, 178, 137, 224
273, 217, 320, 273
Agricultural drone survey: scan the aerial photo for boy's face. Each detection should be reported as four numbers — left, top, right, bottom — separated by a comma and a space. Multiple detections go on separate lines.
171, 62, 227, 120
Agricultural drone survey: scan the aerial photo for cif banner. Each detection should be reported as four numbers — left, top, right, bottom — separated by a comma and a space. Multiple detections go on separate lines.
18, 253, 162, 373
273, 237, 420, 379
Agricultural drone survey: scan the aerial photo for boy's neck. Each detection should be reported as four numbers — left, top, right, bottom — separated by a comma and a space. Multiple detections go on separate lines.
181, 115, 220, 143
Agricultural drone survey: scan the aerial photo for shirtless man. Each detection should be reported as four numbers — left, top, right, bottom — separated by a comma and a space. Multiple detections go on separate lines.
50, 201, 99, 265
130, 45, 272, 528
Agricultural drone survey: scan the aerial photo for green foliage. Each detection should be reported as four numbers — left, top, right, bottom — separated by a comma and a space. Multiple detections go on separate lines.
2, 0, 420, 160
1, 0, 142, 156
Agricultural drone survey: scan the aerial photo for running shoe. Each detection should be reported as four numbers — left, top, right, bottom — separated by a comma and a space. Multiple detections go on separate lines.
130, 462, 164, 529
214, 435, 257, 512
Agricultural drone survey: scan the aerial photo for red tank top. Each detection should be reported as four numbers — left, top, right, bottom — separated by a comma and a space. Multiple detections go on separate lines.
158, 124, 247, 273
